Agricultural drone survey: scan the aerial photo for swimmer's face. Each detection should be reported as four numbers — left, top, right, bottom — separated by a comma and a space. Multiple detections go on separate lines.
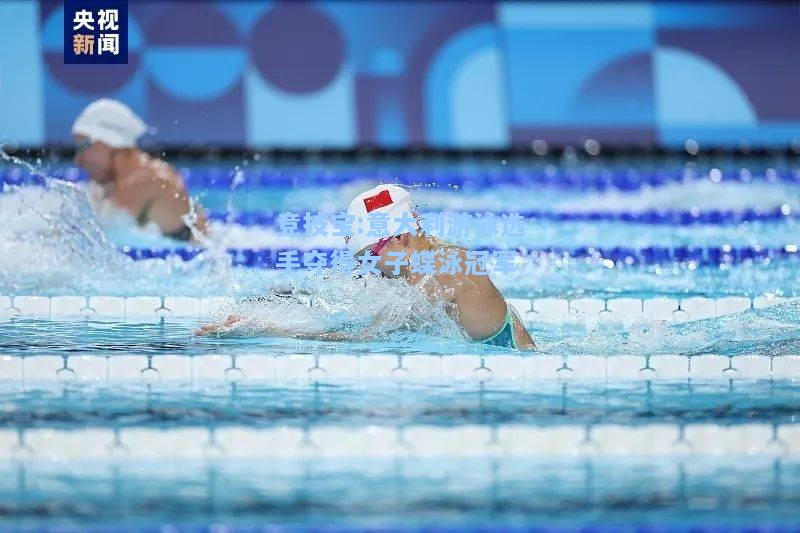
370, 233, 412, 279
73, 135, 114, 183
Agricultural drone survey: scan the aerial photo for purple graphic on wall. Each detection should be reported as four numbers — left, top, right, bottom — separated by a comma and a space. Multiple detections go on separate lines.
28, 0, 800, 148
251, 4, 345, 94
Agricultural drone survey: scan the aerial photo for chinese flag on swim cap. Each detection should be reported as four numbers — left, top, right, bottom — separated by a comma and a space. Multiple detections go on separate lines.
363, 189, 393, 213
345, 184, 417, 253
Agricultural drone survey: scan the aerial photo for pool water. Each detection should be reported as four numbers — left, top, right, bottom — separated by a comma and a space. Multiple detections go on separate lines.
1, 155, 800, 529
2, 458, 800, 530
3, 369, 800, 427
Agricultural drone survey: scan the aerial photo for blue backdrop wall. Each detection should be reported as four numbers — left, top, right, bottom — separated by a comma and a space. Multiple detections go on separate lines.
1, 0, 798, 148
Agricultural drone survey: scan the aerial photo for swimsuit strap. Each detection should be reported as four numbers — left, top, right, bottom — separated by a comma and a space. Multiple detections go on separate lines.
164, 224, 193, 241
136, 196, 158, 226
477, 305, 518, 349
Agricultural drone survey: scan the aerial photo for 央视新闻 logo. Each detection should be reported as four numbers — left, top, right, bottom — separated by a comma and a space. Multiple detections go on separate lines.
64, 0, 128, 64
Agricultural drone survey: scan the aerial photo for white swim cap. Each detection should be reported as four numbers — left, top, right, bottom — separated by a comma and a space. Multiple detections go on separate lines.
345, 184, 419, 253
72, 98, 147, 148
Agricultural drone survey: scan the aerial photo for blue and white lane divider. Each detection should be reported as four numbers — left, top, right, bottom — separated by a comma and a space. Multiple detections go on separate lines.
2, 354, 798, 384
117, 244, 800, 267
1, 422, 798, 459
209, 206, 797, 227
3, 294, 792, 325
5, 165, 800, 191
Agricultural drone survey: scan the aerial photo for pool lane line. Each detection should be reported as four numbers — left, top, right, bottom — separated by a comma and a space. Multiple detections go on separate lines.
206, 206, 798, 227
114, 244, 800, 267
2, 294, 795, 324
3, 354, 798, 384
11, 165, 799, 191
0, 422, 797, 460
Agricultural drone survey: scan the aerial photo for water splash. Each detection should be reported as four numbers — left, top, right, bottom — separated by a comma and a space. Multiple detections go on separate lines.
537, 300, 800, 357
208, 269, 466, 342
0, 148, 138, 293
0, 148, 231, 295
0, 155, 464, 340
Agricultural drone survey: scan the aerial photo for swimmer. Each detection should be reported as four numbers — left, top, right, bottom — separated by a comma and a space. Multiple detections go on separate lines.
72, 98, 207, 241
198, 185, 536, 351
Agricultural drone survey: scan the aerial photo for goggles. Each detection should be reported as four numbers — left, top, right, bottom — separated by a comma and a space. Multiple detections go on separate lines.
369, 236, 394, 256
75, 137, 93, 155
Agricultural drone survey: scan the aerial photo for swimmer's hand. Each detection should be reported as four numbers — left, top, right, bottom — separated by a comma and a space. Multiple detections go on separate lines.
196, 314, 243, 336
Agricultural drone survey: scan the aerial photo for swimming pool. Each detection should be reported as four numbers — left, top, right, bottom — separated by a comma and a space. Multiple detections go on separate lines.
1, 153, 800, 529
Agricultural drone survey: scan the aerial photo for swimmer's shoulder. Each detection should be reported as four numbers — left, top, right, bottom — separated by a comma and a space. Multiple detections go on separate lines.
117, 166, 155, 189
121, 163, 187, 198
147, 158, 184, 184
108, 169, 154, 207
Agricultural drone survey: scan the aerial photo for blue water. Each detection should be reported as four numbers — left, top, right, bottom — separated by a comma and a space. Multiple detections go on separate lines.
2, 458, 799, 530
2, 375, 799, 427
2, 157, 800, 529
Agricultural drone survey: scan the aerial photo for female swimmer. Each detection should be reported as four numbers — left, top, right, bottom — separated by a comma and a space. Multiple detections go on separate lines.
197, 185, 535, 351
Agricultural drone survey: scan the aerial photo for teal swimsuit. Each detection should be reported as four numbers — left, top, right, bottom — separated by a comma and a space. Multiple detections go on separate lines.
478, 307, 518, 349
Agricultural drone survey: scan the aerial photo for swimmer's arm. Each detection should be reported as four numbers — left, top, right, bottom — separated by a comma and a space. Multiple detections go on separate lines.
150, 181, 208, 237
196, 314, 243, 337
114, 170, 207, 237
273, 302, 401, 341
258, 329, 358, 341
108, 172, 158, 220
512, 319, 537, 351
280, 329, 364, 342
108, 170, 149, 202
196, 314, 386, 342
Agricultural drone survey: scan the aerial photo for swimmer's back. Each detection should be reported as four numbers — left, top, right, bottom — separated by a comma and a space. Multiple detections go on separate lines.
113, 159, 207, 238
422, 246, 535, 350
